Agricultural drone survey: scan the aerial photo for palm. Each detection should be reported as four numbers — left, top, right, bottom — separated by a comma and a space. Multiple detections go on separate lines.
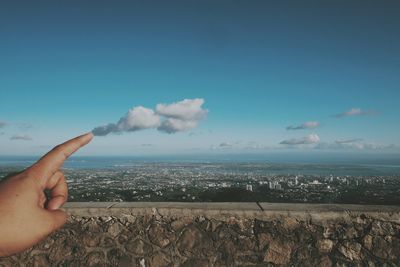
0, 133, 93, 256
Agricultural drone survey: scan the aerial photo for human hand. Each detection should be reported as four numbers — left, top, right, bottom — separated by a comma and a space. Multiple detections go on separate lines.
0, 132, 93, 257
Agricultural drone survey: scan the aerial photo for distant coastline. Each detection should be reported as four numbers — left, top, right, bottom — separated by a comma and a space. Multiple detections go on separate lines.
1, 155, 399, 176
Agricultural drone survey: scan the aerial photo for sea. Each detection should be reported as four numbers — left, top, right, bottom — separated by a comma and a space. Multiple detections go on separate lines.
0, 154, 399, 177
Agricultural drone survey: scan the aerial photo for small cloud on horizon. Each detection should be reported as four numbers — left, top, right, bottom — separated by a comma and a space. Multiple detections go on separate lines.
335, 108, 375, 118
219, 142, 233, 148
10, 134, 33, 141
334, 138, 364, 144
141, 143, 154, 147
286, 121, 319, 130
210, 141, 272, 151
210, 141, 236, 150
243, 141, 271, 150
280, 134, 320, 145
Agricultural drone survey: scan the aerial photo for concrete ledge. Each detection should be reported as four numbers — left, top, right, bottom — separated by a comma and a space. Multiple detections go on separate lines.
63, 202, 261, 218
62, 202, 400, 223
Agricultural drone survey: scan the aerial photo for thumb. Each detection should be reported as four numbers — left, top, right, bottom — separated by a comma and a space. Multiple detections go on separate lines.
45, 209, 68, 233
33, 209, 68, 245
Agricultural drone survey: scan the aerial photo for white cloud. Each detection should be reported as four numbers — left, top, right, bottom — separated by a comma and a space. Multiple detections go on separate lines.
92, 98, 207, 136
280, 134, 320, 145
156, 98, 208, 134
156, 98, 208, 121
335, 108, 373, 118
286, 121, 319, 130
91, 123, 119, 136
118, 106, 161, 131
93, 106, 161, 136
334, 138, 363, 144
158, 118, 199, 134
10, 134, 32, 141
0, 121, 7, 128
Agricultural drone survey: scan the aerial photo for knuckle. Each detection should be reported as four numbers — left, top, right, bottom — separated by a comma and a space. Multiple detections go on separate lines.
53, 145, 68, 161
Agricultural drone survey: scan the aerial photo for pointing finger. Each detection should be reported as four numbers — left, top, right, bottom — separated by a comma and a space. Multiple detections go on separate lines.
28, 132, 93, 183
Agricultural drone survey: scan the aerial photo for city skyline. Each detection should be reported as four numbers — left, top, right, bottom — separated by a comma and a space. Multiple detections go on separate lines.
0, 1, 399, 157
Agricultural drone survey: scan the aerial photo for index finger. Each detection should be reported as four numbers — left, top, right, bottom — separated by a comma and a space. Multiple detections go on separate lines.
28, 132, 93, 183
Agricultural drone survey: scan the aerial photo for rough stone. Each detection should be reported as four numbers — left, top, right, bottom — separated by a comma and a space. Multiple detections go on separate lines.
48, 239, 73, 262
344, 226, 359, 239
372, 236, 390, 259
119, 215, 136, 226
319, 255, 332, 267
257, 232, 273, 250
1, 208, 400, 266
126, 238, 153, 256
363, 234, 373, 250
237, 236, 256, 251
338, 241, 362, 261
263, 239, 294, 265
30, 254, 50, 267
82, 232, 101, 247
371, 221, 396, 236
86, 251, 106, 267
107, 248, 133, 267
107, 221, 124, 237
171, 217, 193, 231
84, 220, 103, 233
101, 236, 117, 248
295, 245, 319, 265
323, 224, 336, 239
177, 224, 213, 257
58, 258, 82, 266
117, 229, 131, 244
0, 258, 16, 267
181, 258, 209, 267
282, 217, 300, 231
317, 239, 334, 254
148, 252, 171, 267
148, 222, 175, 247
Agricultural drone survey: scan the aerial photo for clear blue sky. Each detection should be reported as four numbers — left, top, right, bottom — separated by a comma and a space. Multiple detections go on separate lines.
0, 1, 399, 156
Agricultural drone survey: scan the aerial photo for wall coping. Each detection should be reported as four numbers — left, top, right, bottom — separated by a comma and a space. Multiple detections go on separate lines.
62, 202, 400, 223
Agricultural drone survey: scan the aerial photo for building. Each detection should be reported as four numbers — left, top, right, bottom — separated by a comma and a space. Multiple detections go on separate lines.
246, 184, 253, 191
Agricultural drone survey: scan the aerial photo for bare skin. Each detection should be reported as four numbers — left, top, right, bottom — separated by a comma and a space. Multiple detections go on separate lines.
0, 132, 93, 257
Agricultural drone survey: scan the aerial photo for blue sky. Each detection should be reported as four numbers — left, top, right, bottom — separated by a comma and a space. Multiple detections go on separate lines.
0, 1, 399, 156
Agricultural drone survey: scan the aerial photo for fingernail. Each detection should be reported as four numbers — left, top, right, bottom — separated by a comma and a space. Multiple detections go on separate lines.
48, 199, 62, 210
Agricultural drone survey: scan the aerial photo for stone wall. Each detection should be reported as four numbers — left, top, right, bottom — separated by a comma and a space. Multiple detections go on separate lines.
0, 202, 400, 266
